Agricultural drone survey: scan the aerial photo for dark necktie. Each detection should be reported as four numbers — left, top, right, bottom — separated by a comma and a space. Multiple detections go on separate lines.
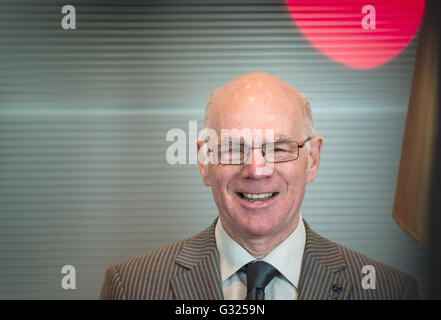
242, 261, 280, 300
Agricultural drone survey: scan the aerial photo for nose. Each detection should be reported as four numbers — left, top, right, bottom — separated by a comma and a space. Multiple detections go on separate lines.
240, 147, 274, 179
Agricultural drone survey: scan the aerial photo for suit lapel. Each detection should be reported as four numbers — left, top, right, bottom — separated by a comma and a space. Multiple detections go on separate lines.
171, 218, 224, 300
170, 218, 352, 300
298, 220, 352, 300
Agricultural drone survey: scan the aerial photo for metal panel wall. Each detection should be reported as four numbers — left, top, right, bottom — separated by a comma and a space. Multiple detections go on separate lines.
0, 0, 429, 298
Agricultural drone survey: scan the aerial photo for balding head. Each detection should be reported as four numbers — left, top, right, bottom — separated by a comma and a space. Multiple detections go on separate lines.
203, 72, 314, 138
197, 72, 323, 252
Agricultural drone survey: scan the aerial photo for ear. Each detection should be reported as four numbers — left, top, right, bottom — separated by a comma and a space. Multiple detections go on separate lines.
197, 139, 211, 186
306, 135, 323, 184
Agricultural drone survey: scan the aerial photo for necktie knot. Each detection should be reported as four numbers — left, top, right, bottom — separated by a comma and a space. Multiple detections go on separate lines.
242, 261, 279, 300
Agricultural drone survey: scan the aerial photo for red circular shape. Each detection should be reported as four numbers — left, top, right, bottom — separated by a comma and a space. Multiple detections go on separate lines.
286, 0, 425, 69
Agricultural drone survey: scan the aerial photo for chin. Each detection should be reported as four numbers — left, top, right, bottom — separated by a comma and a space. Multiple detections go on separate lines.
240, 215, 282, 237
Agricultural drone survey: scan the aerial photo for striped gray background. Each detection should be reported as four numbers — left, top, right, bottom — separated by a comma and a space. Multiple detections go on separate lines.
0, 0, 429, 299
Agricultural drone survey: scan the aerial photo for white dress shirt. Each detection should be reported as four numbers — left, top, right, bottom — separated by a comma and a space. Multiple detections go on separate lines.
214, 214, 306, 300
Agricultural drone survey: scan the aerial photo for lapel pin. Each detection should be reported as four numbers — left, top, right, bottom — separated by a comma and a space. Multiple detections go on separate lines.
332, 283, 343, 293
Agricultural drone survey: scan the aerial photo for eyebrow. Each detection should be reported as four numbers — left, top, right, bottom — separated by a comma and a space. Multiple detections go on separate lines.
217, 135, 290, 146
274, 135, 289, 143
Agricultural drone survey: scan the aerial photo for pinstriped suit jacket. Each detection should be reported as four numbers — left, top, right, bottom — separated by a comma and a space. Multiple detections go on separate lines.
100, 218, 419, 300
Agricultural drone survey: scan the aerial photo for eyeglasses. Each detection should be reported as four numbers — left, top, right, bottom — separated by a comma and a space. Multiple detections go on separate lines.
207, 136, 312, 165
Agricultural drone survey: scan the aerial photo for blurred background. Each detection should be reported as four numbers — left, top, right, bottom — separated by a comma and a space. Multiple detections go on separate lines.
0, 0, 437, 299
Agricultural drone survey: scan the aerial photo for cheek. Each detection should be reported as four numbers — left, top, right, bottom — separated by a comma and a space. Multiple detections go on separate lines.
208, 167, 237, 204
280, 166, 308, 199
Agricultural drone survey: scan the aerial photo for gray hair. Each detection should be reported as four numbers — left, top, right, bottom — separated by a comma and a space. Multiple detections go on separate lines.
296, 90, 315, 138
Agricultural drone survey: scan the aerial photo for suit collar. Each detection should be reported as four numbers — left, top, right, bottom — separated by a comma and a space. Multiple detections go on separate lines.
171, 217, 351, 300
298, 220, 351, 300
171, 218, 224, 300
302, 220, 347, 272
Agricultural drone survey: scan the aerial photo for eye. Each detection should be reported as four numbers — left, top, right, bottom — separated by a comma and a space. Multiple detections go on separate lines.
267, 143, 287, 152
275, 142, 294, 152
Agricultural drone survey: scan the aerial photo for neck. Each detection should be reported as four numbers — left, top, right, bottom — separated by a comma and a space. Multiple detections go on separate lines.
222, 213, 301, 259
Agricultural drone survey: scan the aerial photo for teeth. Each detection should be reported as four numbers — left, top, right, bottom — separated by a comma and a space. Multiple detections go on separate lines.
241, 193, 274, 200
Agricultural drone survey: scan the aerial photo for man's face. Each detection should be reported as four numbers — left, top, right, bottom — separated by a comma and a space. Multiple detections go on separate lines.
199, 75, 322, 241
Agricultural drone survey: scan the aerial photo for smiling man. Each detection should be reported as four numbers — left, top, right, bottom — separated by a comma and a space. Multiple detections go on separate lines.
100, 72, 419, 300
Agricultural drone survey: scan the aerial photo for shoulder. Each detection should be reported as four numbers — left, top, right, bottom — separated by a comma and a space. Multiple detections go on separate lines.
100, 219, 218, 300
329, 235, 419, 299
117, 238, 188, 275
304, 221, 419, 299
100, 238, 188, 299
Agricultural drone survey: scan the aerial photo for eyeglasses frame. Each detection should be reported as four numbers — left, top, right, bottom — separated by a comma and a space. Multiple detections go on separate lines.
206, 136, 312, 164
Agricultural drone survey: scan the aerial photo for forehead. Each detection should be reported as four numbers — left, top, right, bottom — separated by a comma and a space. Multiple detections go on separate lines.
211, 76, 304, 138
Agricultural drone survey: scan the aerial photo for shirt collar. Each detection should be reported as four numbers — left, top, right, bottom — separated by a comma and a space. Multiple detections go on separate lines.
215, 215, 306, 289
261, 217, 306, 289
215, 218, 255, 281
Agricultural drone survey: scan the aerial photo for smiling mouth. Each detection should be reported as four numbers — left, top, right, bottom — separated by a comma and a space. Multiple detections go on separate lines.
238, 192, 278, 202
